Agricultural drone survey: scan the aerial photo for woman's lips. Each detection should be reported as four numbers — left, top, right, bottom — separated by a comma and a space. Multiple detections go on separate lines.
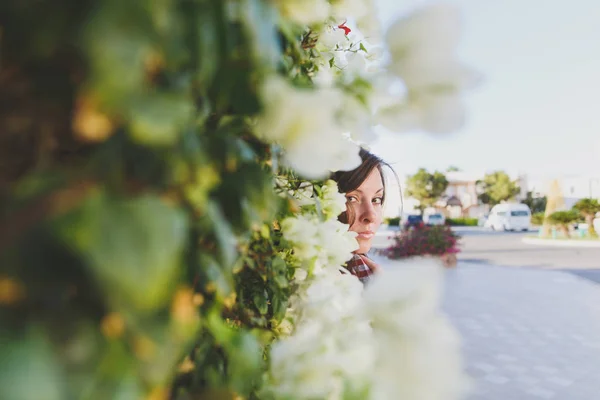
356, 231, 374, 240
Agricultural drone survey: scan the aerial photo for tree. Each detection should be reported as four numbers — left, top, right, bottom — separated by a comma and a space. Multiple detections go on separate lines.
573, 198, 600, 237
405, 168, 449, 211
477, 171, 520, 206
522, 191, 547, 214
446, 165, 461, 172
547, 210, 580, 237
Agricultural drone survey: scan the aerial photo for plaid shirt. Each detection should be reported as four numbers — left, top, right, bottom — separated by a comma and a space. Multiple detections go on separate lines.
344, 254, 374, 284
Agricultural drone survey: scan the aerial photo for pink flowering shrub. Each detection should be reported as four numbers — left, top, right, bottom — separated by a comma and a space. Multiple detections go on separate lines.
379, 223, 461, 259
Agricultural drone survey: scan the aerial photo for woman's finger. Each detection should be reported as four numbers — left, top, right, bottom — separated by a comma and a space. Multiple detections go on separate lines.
358, 255, 381, 274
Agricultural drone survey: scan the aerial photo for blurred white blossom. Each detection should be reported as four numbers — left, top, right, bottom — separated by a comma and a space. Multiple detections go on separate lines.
275, 0, 330, 25
364, 258, 471, 400
378, 3, 480, 134
268, 257, 469, 400
255, 77, 362, 178
268, 269, 373, 399
330, 0, 370, 21
281, 213, 358, 275
260, 2, 479, 399
321, 179, 347, 219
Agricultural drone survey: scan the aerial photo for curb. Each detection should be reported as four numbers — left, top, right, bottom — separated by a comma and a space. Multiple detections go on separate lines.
522, 237, 600, 248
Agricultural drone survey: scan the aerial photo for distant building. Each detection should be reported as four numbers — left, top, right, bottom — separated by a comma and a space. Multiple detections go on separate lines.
432, 171, 487, 218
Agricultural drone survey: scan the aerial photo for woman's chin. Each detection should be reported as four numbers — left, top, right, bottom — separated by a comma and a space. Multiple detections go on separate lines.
354, 238, 372, 254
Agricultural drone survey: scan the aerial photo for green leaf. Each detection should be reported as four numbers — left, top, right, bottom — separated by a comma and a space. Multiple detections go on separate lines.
237, 0, 281, 68
128, 94, 194, 146
194, 0, 220, 87
270, 292, 287, 321
359, 42, 368, 53
253, 290, 268, 315
0, 329, 66, 400
199, 253, 233, 300
57, 192, 188, 312
205, 201, 238, 271
82, 2, 154, 109
226, 331, 263, 395
271, 256, 289, 288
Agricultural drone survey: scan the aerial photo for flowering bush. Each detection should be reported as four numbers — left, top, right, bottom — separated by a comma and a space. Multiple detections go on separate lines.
381, 224, 461, 259
266, 259, 470, 400
1, 0, 477, 399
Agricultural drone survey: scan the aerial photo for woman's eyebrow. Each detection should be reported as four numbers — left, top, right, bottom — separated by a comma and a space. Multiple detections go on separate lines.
351, 187, 384, 194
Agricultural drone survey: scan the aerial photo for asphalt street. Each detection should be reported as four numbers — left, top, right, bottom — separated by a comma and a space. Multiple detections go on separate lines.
373, 227, 600, 282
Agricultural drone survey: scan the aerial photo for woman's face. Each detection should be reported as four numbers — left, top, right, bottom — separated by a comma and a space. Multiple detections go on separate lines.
345, 167, 384, 254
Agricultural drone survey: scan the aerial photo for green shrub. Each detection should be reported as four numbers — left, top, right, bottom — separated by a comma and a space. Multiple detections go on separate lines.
385, 217, 401, 226
531, 212, 545, 226
446, 217, 478, 226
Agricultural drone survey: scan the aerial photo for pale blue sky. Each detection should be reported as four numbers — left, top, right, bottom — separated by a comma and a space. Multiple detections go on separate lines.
372, 0, 600, 180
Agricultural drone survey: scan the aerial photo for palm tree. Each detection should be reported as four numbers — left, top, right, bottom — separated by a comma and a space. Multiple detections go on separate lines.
547, 210, 579, 238
574, 198, 600, 237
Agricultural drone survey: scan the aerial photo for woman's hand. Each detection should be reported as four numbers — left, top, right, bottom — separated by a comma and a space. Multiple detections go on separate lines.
358, 255, 382, 274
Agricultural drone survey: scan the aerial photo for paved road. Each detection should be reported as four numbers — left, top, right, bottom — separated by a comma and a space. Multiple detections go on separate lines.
443, 263, 600, 400
458, 230, 600, 270
373, 227, 600, 282
374, 227, 600, 399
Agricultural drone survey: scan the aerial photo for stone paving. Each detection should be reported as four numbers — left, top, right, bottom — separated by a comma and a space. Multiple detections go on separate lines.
442, 263, 600, 400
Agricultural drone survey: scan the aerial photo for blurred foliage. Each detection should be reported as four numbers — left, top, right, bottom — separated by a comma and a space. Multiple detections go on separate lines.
405, 168, 449, 211
445, 218, 478, 227
573, 198, 600, 237
521, 191, 547, 214
531, 212, 545, 226
384, 217, 400, 227
476, 171, 520, 206
0, 0, 311, 398
547, 210, 580, 237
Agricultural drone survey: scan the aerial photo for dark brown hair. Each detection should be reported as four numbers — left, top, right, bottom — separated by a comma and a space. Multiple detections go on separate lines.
330, 148, 398, 225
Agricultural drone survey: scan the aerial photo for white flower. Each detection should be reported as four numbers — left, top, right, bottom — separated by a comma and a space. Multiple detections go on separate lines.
269, 257, 469, 400
281, 214, 321, 261
255, 77, 362, 178
292, 181, 315, 206
376, 91, 466, 134
339, 94, 378, 144
281, 213, 358, 277
321, 179, 347, 219
330, 0, 370, 21
318, 27, 349, 50
313, 66, 336, 88
357, 10, 383, 43
386, 3, 464, 74
364, 258, 471, 400
344, 51, 369, 76
317, 219, 359, 267
267, 270, 373, 399
275, 0, 330, 25
379, 3, 480, 134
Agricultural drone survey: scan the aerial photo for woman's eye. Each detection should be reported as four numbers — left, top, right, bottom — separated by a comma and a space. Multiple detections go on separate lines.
346, 195, 358, 203
372, 197, 383, 205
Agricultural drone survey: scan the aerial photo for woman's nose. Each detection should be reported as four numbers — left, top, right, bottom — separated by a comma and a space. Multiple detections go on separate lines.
359, 202, 376, 224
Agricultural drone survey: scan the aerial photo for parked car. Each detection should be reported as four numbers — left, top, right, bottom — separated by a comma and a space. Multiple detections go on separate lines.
484, 203, 531, 231
477, 215, 488, 227
424, 213, 446, 226
403, 214, 423, 230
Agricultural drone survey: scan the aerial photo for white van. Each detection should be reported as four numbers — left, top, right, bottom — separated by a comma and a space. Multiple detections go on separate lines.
484, 203, 531, 231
